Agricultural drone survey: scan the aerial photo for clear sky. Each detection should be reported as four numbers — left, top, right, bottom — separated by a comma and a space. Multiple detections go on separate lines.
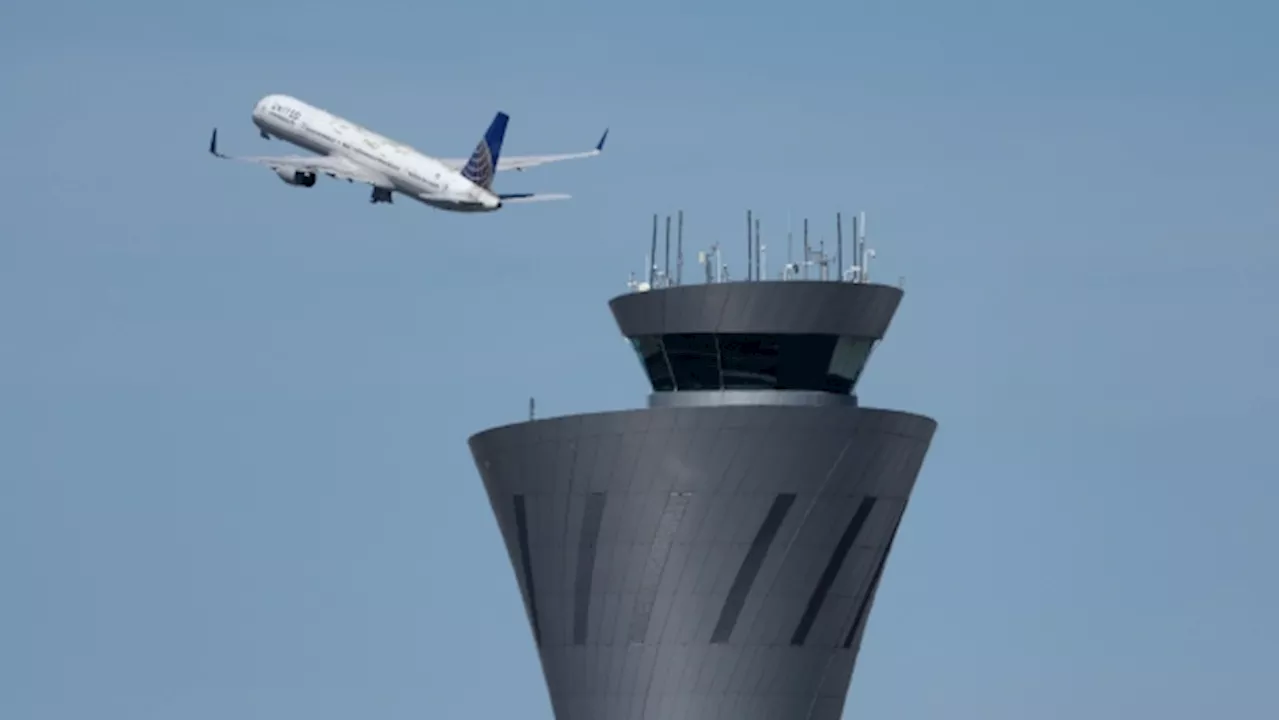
0, 0, 1273, 718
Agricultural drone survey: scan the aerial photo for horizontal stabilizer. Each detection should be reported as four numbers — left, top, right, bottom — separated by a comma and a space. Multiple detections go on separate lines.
499, 192, 571, 204
438, 124, 607, 174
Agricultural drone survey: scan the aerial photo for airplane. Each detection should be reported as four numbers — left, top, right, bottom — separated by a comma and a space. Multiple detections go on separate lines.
207, 94, 608, 212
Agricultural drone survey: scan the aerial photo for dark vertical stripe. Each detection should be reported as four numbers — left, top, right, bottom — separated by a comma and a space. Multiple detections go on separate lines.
513, 494, 541, 646
628, 492, 692, 643
790, 496, 877, 646
573, 492, 607, 645
710, 493, 797, 644
842, 528, 898, 649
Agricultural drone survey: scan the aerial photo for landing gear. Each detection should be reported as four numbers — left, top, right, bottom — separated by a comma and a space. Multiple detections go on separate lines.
370, 187, 393, 204
260, 130, 270, 140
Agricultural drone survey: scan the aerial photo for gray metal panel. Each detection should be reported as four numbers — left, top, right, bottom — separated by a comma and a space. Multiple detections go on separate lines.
469, 404, 936, 720
608, 281, 904, 339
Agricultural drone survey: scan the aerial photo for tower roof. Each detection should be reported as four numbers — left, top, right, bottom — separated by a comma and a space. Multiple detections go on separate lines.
609, 280, 903, 340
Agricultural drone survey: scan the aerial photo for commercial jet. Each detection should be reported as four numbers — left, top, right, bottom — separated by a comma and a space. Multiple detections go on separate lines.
207, 94, 608, 212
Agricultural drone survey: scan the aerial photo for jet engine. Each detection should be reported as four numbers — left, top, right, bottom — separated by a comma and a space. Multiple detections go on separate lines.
274, 167, 317, 187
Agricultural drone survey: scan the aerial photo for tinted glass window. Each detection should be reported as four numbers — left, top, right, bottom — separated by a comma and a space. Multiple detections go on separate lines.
630, 336, 674, 391
662, 333, 721, 391
828, 336, 874, 384
630, 333, 877, 394
718, 334, 781, 389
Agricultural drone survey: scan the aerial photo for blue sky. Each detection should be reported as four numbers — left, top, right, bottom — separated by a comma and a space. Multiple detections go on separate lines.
0, 0, 1273, 718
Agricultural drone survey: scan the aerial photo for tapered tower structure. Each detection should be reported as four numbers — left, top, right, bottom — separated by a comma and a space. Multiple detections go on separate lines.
469, 277, 936, 719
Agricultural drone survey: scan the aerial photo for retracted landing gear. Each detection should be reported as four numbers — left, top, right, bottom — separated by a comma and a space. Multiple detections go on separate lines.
370, 187, 393, 204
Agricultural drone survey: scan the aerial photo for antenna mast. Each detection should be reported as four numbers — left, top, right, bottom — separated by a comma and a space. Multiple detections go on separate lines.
664, 215, 672, 287
754, 216, 761, 282
836, 212, 844, 281
627, 208, 879, 291
802, 218, 810, 280
648, 214, 658, 286
858, 211, 868, 283
850, 212, 860, 282
676, 210, 684, 286
787, 211, 793, 274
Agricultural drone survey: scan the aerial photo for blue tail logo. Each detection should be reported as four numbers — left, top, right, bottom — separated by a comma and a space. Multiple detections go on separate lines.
460, 112, 508, 189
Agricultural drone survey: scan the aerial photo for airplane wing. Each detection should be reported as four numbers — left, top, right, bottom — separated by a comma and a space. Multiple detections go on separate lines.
499, 192, 572, 204
440, 128, 608, 174
207, 128, 393, 187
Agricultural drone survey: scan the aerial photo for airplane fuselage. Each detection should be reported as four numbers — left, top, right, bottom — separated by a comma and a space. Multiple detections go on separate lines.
251, 94, 501, 212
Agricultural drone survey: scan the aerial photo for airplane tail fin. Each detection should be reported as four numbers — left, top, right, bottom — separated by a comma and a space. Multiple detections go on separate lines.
460, 112, 509, 189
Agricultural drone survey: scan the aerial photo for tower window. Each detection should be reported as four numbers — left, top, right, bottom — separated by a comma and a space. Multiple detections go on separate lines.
628, 333, 877, 394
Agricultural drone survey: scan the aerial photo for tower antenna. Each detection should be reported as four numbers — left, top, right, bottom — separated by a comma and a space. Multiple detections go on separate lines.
837, 212, 844, 281
676, 210, 684, 286
803, 218, 810, 280
747, 213, 757, 281
664, 215, 672, 286
649, 214, 658, 286
850, 212, 860, 282
787, 210, 794, 272
858, 211, 867, 283
746, 210, 754, 281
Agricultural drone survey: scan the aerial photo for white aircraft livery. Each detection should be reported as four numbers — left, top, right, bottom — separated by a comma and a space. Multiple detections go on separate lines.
208, 94, 608, 212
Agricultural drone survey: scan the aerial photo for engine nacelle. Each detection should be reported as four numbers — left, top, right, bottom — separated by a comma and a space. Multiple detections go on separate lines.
274, 168, 317, 187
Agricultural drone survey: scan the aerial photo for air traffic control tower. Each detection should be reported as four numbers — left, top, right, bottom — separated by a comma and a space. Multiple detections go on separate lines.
467, 213, 937, 719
